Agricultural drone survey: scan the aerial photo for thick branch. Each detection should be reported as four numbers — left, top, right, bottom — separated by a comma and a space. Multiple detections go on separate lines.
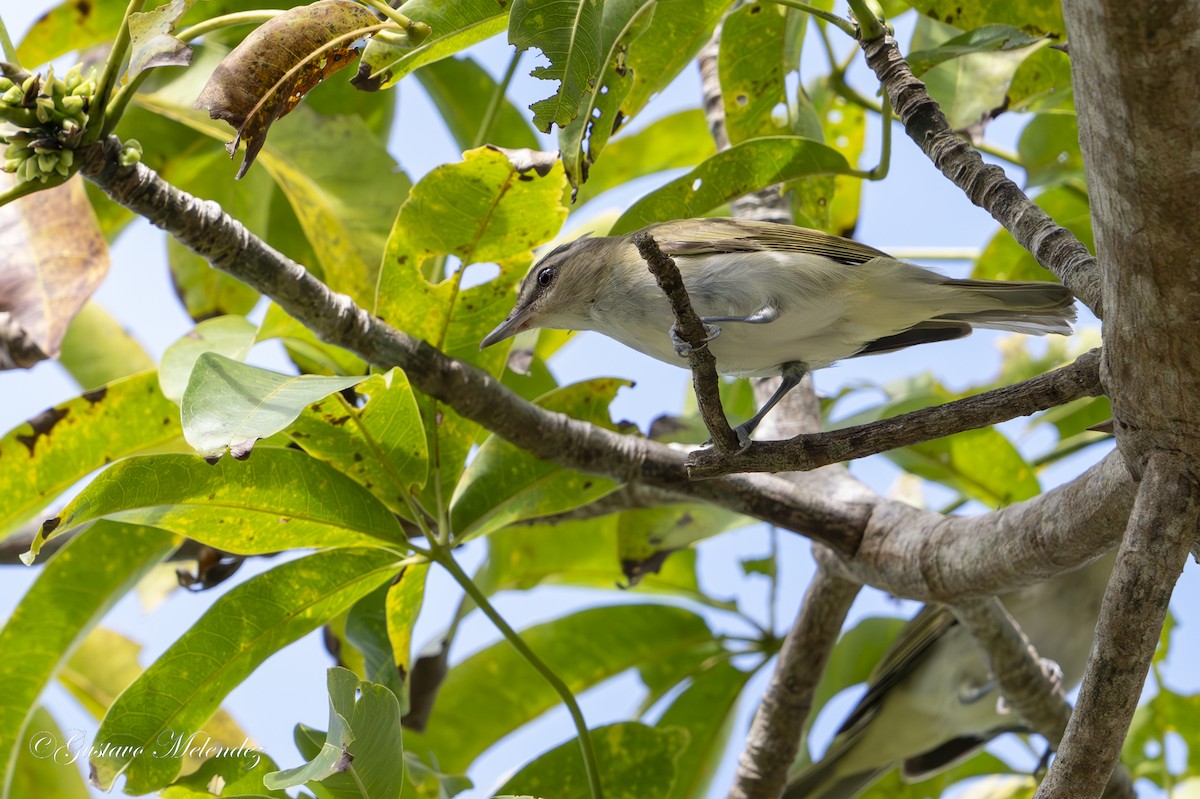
1035, 453, 1199, 798
632, 231, 739, 451
729, 569, 860, 799
855, 31, 1103, 317
690, 349, 1103, 477
78, 137, 1131, 602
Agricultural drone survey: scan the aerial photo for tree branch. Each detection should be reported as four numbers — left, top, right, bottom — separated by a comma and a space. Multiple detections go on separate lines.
1034, 453, 1199, 798
632, 231, 739, 452
854, 29, 1103, 318
689, 349, 1104, 477
728, 568, 860, 799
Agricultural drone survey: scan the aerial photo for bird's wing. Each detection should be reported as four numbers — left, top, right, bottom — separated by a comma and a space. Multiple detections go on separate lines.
836, 605, 959, 736
647, 218, 890, 265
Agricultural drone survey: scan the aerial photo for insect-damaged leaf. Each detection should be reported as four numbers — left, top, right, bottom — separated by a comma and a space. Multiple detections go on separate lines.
126, 0, 195, 80
194, 0, 383, 178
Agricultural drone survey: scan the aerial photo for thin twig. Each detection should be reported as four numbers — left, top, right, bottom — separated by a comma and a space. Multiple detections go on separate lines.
728, 568, 860, 799
689, 349, 1104, 477
854, 29, 1103, 317
632, 231, 739, 452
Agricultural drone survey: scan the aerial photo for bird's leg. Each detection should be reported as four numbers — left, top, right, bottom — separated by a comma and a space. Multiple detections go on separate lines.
668, 305, 779, 356
730, 361, 807, 448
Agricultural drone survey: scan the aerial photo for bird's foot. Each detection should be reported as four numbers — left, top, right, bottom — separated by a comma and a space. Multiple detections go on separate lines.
670, 322, 722, 357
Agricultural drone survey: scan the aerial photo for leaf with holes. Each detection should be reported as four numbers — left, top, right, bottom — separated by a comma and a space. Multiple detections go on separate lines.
509, 0, 605, 132
558, 0, 656, 194
126, 0, 195, 79
194, 0, 384, 177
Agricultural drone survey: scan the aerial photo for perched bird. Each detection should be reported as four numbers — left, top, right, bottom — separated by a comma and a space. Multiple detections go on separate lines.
786, 552, 1116, 799
480, 218, 1076, 442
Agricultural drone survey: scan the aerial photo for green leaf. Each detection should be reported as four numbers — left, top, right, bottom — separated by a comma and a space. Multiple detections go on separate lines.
904, 0, 1066, 36
857, 752, 1019, 799
159, 315, 258, 403
405, 604, 716, 774
498, 722, 689, 799
910, 16, 1046, 130
886, 425, 1041, 507
1017, 113, 1084, 189
611, 136, 852, 234
58, 302, 155, 391
617, 503, 752, 577
558, 0, 657, 192
258, 302, 368, 377
572, 109, 716, 209
719, 2, 792, 144
619, 0, 728, 121
415, 56, 540, 151
10, 707, 90, 799
181, 352, 365, 459
974, 185, 1092, 282
658, 661, 753, 799
160, 751, 285, 799
355, 0, 511, 91
346, 582, 405, 702
287, 369, 428, 515
266, 668, 405, 799
126, 0, 195, 79
509, 0, 605, 132
386, 562, 431, 699
90, 549, 400, 793
28, 449, 408, 560
906, 24, 1048, 76
1006, 46, 1073, 112
0, 370, 183, 536
450, 379, 625, 541
479, 514, 705, 597
0, 522, 177, 798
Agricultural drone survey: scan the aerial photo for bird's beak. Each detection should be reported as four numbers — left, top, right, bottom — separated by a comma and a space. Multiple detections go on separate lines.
480, 305, 535, 350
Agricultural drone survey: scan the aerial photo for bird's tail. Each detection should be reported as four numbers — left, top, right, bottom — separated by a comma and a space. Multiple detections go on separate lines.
783, 761, 888, 799
936, 278, 1076, 335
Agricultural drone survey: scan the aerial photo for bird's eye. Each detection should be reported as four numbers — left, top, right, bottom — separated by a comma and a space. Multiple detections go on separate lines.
537, 267, 554, 287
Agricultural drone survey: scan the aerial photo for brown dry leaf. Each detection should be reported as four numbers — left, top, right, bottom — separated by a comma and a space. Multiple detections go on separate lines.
0, 175, 110, 369
194, 0, 384, 178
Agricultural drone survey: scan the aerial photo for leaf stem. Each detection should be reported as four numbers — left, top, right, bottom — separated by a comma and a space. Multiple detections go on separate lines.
472, 48, 522, 149
845, 0, 886, 40
85, 0, 147, 145
0, 13, 18, 66
974, 139, 1021, 166
761, 0, 857, 38
356, 0, 429, 42
869, 87, 891, 179
433, 547, 605, 799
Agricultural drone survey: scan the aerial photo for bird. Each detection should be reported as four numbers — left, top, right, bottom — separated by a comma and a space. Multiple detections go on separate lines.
785, 551, 1116, 799
480, 218, 1076, 444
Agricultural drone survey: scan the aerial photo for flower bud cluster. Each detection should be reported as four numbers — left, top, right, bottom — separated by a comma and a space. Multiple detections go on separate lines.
1, 64, 96, 183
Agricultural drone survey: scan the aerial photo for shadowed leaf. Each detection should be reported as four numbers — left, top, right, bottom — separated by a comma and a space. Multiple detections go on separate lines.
126, 0, 195, 79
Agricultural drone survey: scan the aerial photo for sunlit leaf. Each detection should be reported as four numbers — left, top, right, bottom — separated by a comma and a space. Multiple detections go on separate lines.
620, 0, 727, 120
719, 1, 792, 144
194, 0, 383, 177
10, 707, 90, 799
611, 136, 852, 234
974, 185, 1091, 282
498, 722, 689, 799
0, 175, 109, 368
160, 751, 285, 799
906, 25, 1048, 76
904, 0, 1066, 36
27, 449, 408, 560
90, 550, 400, 793
355, 0, 510, 91
0, 522, 177, 797
1017, 113, 1084, 189
658, 661, 753, 799
0, 370, 182, 536
158, 315, 257, 403
450, 379, 626, 541
58, 301, 155, 390
405, 604, 716, 774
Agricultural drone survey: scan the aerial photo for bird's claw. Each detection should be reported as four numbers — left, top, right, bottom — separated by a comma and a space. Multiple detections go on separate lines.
698, 424, 753, 452
670, 322, 722, 357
